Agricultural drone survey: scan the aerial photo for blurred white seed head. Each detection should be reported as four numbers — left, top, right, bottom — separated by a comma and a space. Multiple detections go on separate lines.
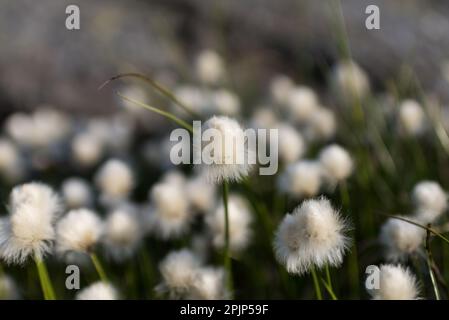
188, 267, 229, 300
174, 85, 211, 116
196, 116, 255, 184
380, 217, 425, 261
120, 85, 148, 116
76, 281, 119, 300
195, 50, 225, 85
412, 181, 447, 224
156, 249, 200, 298
0, 274, 20, 300
249, 107, 279, 130
0, 138, 25, 183
205, 194, 253, 253
274, 197, 350, 274
186, 174, 217, 213
278, 160, 323, 198
212, 89, 241, 116
398, 100, 426, 136
369, 264, 419, 300
319, 144, 353, 184
270, 75, 294, 106
0, 182, 61, 264
286, 86, 319, 123
95, 159, 134, 203
304, 107, 337, 141
103, 204, 142, 261
61, 177, 93, 209
56, 208, 103, 254
71, 132, 104, 167
278, 124, 305, 164
147, 179, 191, 239
332, 60, 370, 100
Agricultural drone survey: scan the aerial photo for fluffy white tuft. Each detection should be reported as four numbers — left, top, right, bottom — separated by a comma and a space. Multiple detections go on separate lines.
278, 160, 323, 198
304, 107, 337, 141
0, 182, 61, 264
188, 267, 229, 300
278, 124, 305, 164
56, 208, 103, 254
369, 264, 419, 300
76, 281, 119, 300
398, 100, 426, 136
319, 144, 353, 184
186, 174, 217, 213
95, 159, 134, 203
195, 50, 225, 84
412, 180, 447, 224
333, 60, 369, 100
273, 197, 351, 275
61, 177, 93, 209
270, 75, 294, 106
286, 86, 319, 123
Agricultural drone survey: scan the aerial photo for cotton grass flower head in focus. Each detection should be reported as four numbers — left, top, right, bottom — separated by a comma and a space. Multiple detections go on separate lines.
286, 86, 319, 123
95, 158, 134, 206
205, 194, 253, 253
379, 216, 425, 261
0, 182, 61, 264
156, 249, 201, 298
397, 99, 427, 137
188, 267, 229, 300
273, 197, 351, 275
278, 124, 305, 164
196, 116, 255, 184
75, 281, 119, 300
195, 49, 225, 85
411, 181, 447, 224
56, 208, 103, 255
61, 177, 93, 209
278, 160, 323, 198
146, 178, 191, 239
368, 264, 419, 300
102, 204, 142, 261
319, 144, 353, 185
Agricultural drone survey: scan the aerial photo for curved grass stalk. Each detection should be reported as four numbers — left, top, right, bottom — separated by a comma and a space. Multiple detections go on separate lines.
90, 253, 108, 283
117, 92, 193, 133
34, 255, 56, 300
425, 228, 440, 300
310, 266, 322, 300
99, 72, 201, 118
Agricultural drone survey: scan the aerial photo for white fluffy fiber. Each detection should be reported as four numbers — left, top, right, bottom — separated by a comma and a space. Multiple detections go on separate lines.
319, 144, 353, 184
95, 159, 134, 201
274, 197, 351, 274
278, 160, 323, 198
76, 281, 119, 300
370, 264, 419, 300
412, 180, 447, 223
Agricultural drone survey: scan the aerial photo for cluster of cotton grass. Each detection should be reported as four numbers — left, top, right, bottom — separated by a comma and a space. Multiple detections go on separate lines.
1, 47, 449, 302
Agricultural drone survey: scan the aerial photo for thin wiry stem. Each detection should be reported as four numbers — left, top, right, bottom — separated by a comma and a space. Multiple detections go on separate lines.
320, 277, 338, 300
99, 72, 201, 118
222, 180, 233, 297
325, 265, 334, 292
310, 266, 322, 300
34, 255, 56, 300
90, 253, 108, 283
425, 227, 440, 300
117, 92, 194, 133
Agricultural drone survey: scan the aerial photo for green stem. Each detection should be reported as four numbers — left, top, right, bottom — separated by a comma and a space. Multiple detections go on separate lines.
325, 265, 333, 292
90, 253, 108, 283
320, 277, 338, 300
34, 255, 56, 300
310, 266, 322, 300
425, 227, 441, 300
117, 92, 194, 133
222, 181, 234, 297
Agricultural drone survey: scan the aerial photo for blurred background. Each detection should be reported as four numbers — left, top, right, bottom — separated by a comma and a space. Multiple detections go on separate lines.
2, 0, 449, 118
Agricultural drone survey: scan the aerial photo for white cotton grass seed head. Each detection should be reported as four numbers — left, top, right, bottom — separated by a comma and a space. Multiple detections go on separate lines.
205, 194, 253, 253
76, 281, 119, 300
56, 208, 103, 255
196, 116, 255, 184
186, 174, 217, 213
188, 267, 229, 300
379, 216, 425, 261
249, 107, 279, 130
369, 264, 419, 300
270, 74, 294, 106
319, 144, 353, 184
412, 181, 447, 224
147, 180, 191, 239
278, 124, 305, 164
304, 107, 337, 141
0, 274, 20, 300
61, 177, 93, 209
398, 99, 426, 136
278, 160, 323, 198
286, 86, 319, 123
71, 132, 104, 167
95, 159, 134, 202
0, 138, 25, 183
332, 60, 370, 100
0, 182, 61, 264
120, 85, 148, 116
156, 249, 201, 298
103, 204, 142, 261
273, 197, 351, 275
212, 89, 241, 116
195, 50, 225, 85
